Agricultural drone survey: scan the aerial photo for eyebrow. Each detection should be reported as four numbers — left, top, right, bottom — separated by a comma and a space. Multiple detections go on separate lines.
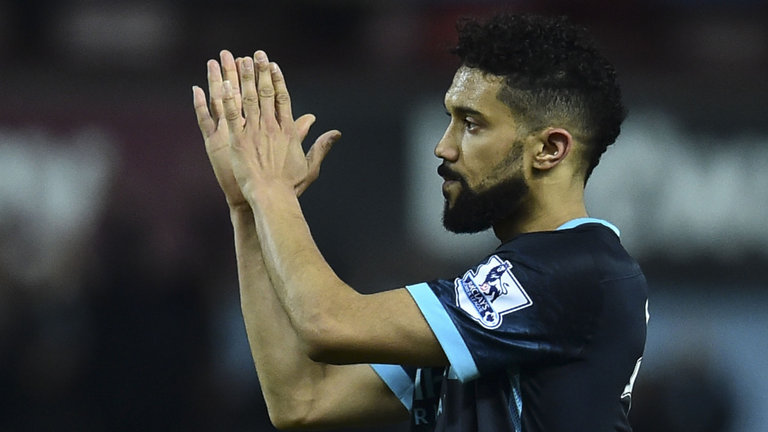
444, 104, 486, 119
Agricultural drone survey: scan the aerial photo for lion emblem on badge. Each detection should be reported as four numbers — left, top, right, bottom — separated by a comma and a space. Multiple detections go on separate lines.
478, 262, 510, 302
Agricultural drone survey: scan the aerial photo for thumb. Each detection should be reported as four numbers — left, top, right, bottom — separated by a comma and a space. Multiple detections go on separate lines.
296, 130, 342, 196
306, 130, 341, 172
295, 114, 316, 142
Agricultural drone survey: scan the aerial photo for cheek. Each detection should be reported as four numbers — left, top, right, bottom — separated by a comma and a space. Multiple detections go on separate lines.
475, 164, 517, 191
460, 141, 500, 180
465, 143, 524, 190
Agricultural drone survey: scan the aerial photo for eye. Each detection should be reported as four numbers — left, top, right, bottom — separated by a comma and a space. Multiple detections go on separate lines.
463, 117, 479, 132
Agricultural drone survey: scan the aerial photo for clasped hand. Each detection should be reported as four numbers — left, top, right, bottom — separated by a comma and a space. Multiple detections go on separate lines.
194, 50, 340, 209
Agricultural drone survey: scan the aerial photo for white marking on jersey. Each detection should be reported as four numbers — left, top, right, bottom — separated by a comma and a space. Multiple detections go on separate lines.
622, 357, 643, 399
454, 255, 533, 329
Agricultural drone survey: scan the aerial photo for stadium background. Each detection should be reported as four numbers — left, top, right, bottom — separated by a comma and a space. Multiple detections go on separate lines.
1, 1, 766, 431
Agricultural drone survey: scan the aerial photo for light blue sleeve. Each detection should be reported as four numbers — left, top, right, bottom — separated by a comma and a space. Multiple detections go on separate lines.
369, 364, 413, 411
406, 283, 480, 383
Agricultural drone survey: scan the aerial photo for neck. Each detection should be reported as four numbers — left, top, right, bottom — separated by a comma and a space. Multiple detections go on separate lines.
492, 185, 588, 243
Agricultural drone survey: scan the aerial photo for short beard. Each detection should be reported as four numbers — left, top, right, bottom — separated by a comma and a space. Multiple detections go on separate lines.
442, 174, 529, 233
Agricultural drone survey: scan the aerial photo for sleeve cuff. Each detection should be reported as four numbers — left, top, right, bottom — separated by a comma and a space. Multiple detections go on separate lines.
370, 364, 413, 411
406, 282, 480, 382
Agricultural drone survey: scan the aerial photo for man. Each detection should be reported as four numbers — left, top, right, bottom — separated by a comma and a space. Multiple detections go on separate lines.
193, 13, 647, 432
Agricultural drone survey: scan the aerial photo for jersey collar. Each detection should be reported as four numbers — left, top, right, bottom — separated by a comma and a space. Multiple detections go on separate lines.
556, 217, 620, 237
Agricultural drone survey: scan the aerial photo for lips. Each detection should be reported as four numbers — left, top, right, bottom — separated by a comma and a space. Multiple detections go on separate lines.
438, 164, 464, 199
437, 164, 462, 182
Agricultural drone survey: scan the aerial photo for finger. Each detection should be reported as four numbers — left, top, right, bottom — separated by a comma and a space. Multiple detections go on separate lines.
206, 59, 224, 122
295, 114, 316, 142
238, 57, 260, 121
271, 62, 294, 128
193, 85, 216, 138
253, 51, 277, 127
235, 56, 245, 90
220, 50, 242, 114
222, 80, 242, 135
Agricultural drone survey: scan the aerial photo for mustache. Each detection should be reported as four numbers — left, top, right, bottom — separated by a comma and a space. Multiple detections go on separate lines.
437, 164, 464, 182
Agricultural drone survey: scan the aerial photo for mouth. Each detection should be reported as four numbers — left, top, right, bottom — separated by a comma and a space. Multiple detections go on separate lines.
437, 164, 463, 198
437, 164, 462, 182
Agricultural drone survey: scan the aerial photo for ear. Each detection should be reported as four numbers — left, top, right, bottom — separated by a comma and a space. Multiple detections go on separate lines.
532, 128, 573, 170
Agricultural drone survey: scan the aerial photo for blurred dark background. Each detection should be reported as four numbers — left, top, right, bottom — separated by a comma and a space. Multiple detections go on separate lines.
1, 0, 766, 431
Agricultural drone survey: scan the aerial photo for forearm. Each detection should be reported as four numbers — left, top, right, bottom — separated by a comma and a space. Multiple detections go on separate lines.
229, 207, 329, 421
232, 207, 409, 429
245, 183, 449, 369
247, 185, 361, 362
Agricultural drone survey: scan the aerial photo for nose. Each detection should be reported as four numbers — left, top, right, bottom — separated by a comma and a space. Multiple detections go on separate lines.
434, 126, 459, 162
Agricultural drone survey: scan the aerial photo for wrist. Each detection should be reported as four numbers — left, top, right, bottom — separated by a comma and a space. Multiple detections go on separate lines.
229, 203, 254, 227
228, 201, 252, 214
245, 181, 298, 212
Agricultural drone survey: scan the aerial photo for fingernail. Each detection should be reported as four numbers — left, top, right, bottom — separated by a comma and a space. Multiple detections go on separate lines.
270, 63, 279, 73
243, 58, 253, 72
255, 51, 267, 64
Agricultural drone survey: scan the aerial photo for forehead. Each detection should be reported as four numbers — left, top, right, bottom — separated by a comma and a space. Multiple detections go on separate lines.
444, 66, 508, 113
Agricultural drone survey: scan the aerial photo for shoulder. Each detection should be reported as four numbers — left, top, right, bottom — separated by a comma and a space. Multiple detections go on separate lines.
500, 222, 619, 256
497, 223, 641, 282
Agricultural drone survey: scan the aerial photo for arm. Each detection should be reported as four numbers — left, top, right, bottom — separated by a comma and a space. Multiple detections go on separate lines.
223, 51, 449, 367
230, 208, 408, 429
194, 51, 407, 429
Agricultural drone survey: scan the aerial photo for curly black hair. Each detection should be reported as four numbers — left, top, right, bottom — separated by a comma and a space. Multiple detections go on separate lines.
453, 13, 627, 182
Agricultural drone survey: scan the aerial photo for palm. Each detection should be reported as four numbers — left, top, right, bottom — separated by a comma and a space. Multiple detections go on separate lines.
193, 53, 250, 208
205, 119, 248, 208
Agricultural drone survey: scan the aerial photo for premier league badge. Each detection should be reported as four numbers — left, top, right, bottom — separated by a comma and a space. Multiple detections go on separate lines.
454, 255, 532, 329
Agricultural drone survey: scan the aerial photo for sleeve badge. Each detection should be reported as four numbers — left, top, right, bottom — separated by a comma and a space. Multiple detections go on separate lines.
453, 255, 533, 329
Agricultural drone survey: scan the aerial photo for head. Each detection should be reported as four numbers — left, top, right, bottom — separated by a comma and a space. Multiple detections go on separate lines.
437, 13, 626, 234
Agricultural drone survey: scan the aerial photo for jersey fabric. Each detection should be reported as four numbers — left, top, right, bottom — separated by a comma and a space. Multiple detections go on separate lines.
372, 218, 648, 432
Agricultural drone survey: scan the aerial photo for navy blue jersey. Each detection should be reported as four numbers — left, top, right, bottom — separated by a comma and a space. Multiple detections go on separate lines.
372, 218, 648, 432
